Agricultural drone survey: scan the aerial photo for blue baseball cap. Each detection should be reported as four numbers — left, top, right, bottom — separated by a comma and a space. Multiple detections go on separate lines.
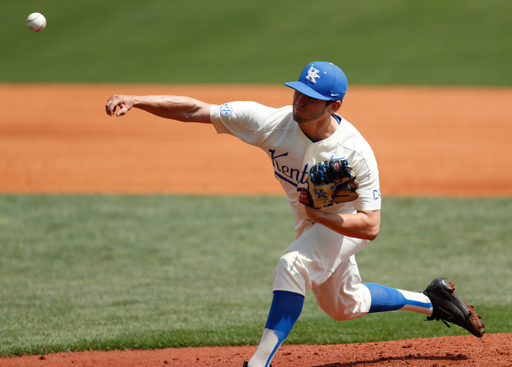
284, 61, 347, 101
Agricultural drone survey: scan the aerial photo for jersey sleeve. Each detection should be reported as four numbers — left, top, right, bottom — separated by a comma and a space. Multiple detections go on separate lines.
210, 101, 279, 146
339, 122, 381, 212
351, 155, 381, 211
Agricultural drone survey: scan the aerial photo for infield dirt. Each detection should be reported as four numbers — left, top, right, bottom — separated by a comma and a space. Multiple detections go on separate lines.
1, 84, 512, 196
1, 84, 511, 366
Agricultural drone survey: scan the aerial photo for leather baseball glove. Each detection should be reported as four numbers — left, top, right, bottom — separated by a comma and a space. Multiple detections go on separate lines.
299, 159, 359, 209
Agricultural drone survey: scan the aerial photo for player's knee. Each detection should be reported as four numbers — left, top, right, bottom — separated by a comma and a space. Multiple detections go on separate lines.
317, 295, 368, 321
313, 279, 371, 322
315, 294, 353, 321
328, 307, 360, 321
272, 252, 310, 296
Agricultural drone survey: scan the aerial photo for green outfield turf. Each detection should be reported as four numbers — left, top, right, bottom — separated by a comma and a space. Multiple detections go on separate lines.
1, 195, 510, 356
2, 0, 511, 85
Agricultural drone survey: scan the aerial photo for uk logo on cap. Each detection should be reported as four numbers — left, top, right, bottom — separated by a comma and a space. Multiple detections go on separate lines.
305, 67, 321, 84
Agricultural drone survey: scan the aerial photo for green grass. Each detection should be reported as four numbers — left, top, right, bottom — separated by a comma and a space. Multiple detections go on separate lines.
0, 195, 510, 356
1, 0, 511, 85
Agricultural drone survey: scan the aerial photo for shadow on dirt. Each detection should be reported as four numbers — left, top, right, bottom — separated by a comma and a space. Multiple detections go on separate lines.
314, 353, 469, 366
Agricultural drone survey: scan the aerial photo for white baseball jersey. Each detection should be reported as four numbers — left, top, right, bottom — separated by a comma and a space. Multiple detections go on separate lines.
210, 101, 381, 237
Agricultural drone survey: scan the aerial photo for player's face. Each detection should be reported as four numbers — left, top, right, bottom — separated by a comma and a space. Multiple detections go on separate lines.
292, 91, 331, 124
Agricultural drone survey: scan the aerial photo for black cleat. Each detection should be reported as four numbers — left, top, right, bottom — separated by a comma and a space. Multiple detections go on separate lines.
422, 277, 485, 338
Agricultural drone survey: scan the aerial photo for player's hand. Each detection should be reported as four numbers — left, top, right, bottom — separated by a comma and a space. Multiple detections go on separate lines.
105, 95, 134, 117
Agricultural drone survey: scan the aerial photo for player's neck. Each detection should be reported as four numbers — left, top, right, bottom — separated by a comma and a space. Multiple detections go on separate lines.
299, 114, 339, 142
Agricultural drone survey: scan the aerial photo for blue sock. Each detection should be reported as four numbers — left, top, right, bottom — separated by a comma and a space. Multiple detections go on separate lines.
249, 291, 304, 366
365, 283, 408, 313
365, 283, 433, 315
250, 291, 304, 366
264, 291, 304, 356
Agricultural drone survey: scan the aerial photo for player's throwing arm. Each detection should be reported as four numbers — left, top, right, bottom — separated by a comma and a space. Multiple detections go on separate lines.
105, 95, 212, 123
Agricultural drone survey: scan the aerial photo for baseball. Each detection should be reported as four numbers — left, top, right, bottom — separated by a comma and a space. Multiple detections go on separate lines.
26, 12, 47, 32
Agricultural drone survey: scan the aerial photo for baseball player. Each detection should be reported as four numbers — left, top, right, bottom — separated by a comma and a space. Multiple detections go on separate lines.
105, 61, 485, 367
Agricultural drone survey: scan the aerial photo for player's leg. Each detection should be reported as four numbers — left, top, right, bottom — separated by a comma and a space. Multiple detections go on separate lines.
364, 283, 432, 315
246, 246, 311, 366
363, 279, 484, 337
312, 253, 432, 320
247, 223, 369, 367
312, 254, 371, 321
311, 234, 433, 320
246, 291, 304, 367
315, 262, 485, 338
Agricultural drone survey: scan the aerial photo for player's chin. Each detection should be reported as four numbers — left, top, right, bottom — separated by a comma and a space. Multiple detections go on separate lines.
293, 109, 307, 124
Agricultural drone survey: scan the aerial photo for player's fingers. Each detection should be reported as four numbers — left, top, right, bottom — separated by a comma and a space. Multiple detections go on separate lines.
116, 104, 130, 116
105, 95, 119, 116
106, 105, 117, 116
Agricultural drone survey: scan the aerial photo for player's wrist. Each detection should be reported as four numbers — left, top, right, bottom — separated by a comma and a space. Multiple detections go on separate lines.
304, 205, 327, 222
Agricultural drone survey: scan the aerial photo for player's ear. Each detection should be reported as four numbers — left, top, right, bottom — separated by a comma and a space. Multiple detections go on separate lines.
328, 100, 342, 114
